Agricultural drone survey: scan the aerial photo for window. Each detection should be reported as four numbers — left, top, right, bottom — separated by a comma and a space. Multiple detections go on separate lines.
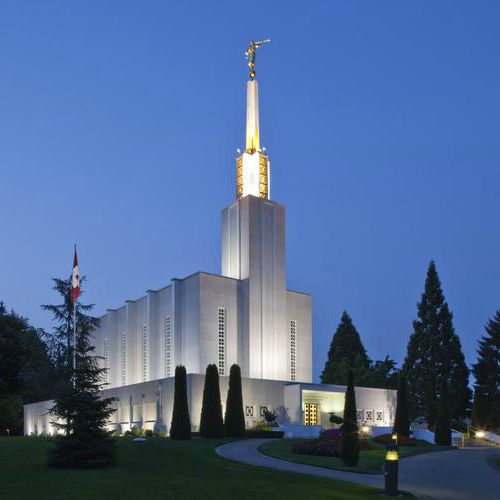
103, 338, 109, 384
165, 316, 172, 377
218, 307, 226, 376
290, 320, 297, 381
141, 324, 148, 382
245, 405, 254, 417
365, 409, 374, 423
376, 410, 384, 422
121, 332, 127, 386
259, 406, 268, 417
357, 409, 363, 422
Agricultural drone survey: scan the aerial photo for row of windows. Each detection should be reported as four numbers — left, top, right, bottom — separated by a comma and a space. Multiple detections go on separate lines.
141, 324, 148, 382
218, 307, 226, 376
290, 320, 297, 381
121, 332, 127, 386
165, 316, 172, 378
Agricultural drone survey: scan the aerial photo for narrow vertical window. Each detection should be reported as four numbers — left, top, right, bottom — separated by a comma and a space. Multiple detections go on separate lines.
142, 324, 148, 382
165, 316, 172, 377
290, 320, 297, 381
218, 307, 226, 376
103, 337, 109, 384
121, 332, 127, 386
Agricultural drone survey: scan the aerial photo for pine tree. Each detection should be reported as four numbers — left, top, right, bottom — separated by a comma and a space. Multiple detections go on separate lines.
170, 365, 191, 440
321, 311, 370, 385
200, 364, 224, 438
224, 364, 245, 437
393, 374, 410, 437
403, 261, 470, 426
472, 310, 500, 430
434, 383, 451, 446
340, 370, 359, 466
47, 278, 116, 468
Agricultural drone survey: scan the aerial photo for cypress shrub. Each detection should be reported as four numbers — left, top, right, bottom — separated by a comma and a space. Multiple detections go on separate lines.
224, 364, 245, 437
434, 383, 451, 446
170, 365, 191, 440
393, 374, 410, 437
200, 364, 224, 438
340, 370, 359, 466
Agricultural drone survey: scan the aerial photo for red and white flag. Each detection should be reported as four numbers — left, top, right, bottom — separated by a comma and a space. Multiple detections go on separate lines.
71, 246, 80, 302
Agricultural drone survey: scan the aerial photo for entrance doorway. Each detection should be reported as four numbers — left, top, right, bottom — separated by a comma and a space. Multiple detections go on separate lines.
304, 402, 320, 425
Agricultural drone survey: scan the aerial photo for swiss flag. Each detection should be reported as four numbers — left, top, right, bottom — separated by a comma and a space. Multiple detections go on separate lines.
71, 246, 80, 302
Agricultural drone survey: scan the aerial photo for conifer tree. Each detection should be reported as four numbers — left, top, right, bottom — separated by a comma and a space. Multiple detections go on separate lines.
472, 310, 500, 429
321, 311, 370, 385
46, 278, 116, 468
200, 364, 224, 438
403, 261, 470, 426
340, 370, 359, 466
393, 374, 410, 437
170, 365, 191, 440
434, 383, 451, 446
224, 364, 245, 437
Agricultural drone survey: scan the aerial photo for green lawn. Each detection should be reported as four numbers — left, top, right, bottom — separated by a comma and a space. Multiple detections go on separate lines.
259, 438, 453, 474
0, 437, 396, 500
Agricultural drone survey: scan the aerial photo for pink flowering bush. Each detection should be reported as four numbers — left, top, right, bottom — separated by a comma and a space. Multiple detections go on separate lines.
292, 427, 372, 456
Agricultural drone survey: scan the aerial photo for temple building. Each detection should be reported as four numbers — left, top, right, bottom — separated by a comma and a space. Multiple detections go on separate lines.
24, 53, 396, 436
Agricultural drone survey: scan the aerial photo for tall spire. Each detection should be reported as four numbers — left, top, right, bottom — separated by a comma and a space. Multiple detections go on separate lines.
236, 40, 271, 200
246, 81, 260, 152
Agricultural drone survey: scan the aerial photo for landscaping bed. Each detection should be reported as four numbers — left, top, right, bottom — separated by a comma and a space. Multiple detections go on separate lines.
259, 437, 453, 474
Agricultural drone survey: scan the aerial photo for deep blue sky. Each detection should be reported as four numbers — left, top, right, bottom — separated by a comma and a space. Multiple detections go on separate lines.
1, 1, 499, 382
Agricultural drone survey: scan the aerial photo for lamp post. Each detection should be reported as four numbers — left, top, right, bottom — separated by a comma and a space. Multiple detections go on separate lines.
384, 443, 399, 496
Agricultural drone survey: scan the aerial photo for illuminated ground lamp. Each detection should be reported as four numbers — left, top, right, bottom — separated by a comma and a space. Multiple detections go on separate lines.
384, 445, 399, 496
391, 432, 398, 445
476, 430, 485, 438
361, 425, 370, 435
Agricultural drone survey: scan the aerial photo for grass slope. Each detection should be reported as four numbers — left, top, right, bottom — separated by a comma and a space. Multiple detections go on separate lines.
259, 439, 453, 474
0, 437, 388, 500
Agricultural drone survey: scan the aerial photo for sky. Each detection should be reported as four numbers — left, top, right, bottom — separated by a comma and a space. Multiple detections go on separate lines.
1, 1, 499, 382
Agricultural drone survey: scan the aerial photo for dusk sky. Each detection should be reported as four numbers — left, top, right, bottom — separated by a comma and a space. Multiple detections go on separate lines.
1, 1, 499, 382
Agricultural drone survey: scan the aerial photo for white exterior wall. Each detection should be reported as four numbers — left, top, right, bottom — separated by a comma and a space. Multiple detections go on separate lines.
221, 195, 294, 382
285, 290, 313, 383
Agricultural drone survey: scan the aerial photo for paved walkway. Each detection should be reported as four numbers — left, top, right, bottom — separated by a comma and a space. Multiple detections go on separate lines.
216, 439, 500, 500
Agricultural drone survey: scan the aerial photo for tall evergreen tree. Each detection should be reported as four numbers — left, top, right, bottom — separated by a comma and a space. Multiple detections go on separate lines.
340, 370, 359, 466
170, 365, 191, 440
403, 261, 470, 426
200, 364, 224, 438
471, 310, 500, 430
321, 311, 370, 385
47, 278, 116, 468
393, 374, 410, 437
434, 383, 451, 446
0, 303, 55, 435
224, 364, 245, 437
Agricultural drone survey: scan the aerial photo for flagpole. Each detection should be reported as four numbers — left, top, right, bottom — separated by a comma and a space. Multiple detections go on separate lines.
73, 298, 77, 388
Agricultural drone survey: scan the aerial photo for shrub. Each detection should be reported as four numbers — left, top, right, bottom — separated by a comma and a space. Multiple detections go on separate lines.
144, 429, 154, 438
373, 433, 417, 446
154, 429, 166, 438
170, 365, 191, 440
199, 364, 224, 438
329, 413, 343, 425
124, 430, 133, 437
131, 425, 142, 437
394, 374, 410, 437
340, 370, 360, 466
224, 364, 245, 437
263, 409, 278, 424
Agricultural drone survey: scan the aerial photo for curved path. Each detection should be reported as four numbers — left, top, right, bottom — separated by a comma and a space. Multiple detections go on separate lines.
216, 439, 500, 500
